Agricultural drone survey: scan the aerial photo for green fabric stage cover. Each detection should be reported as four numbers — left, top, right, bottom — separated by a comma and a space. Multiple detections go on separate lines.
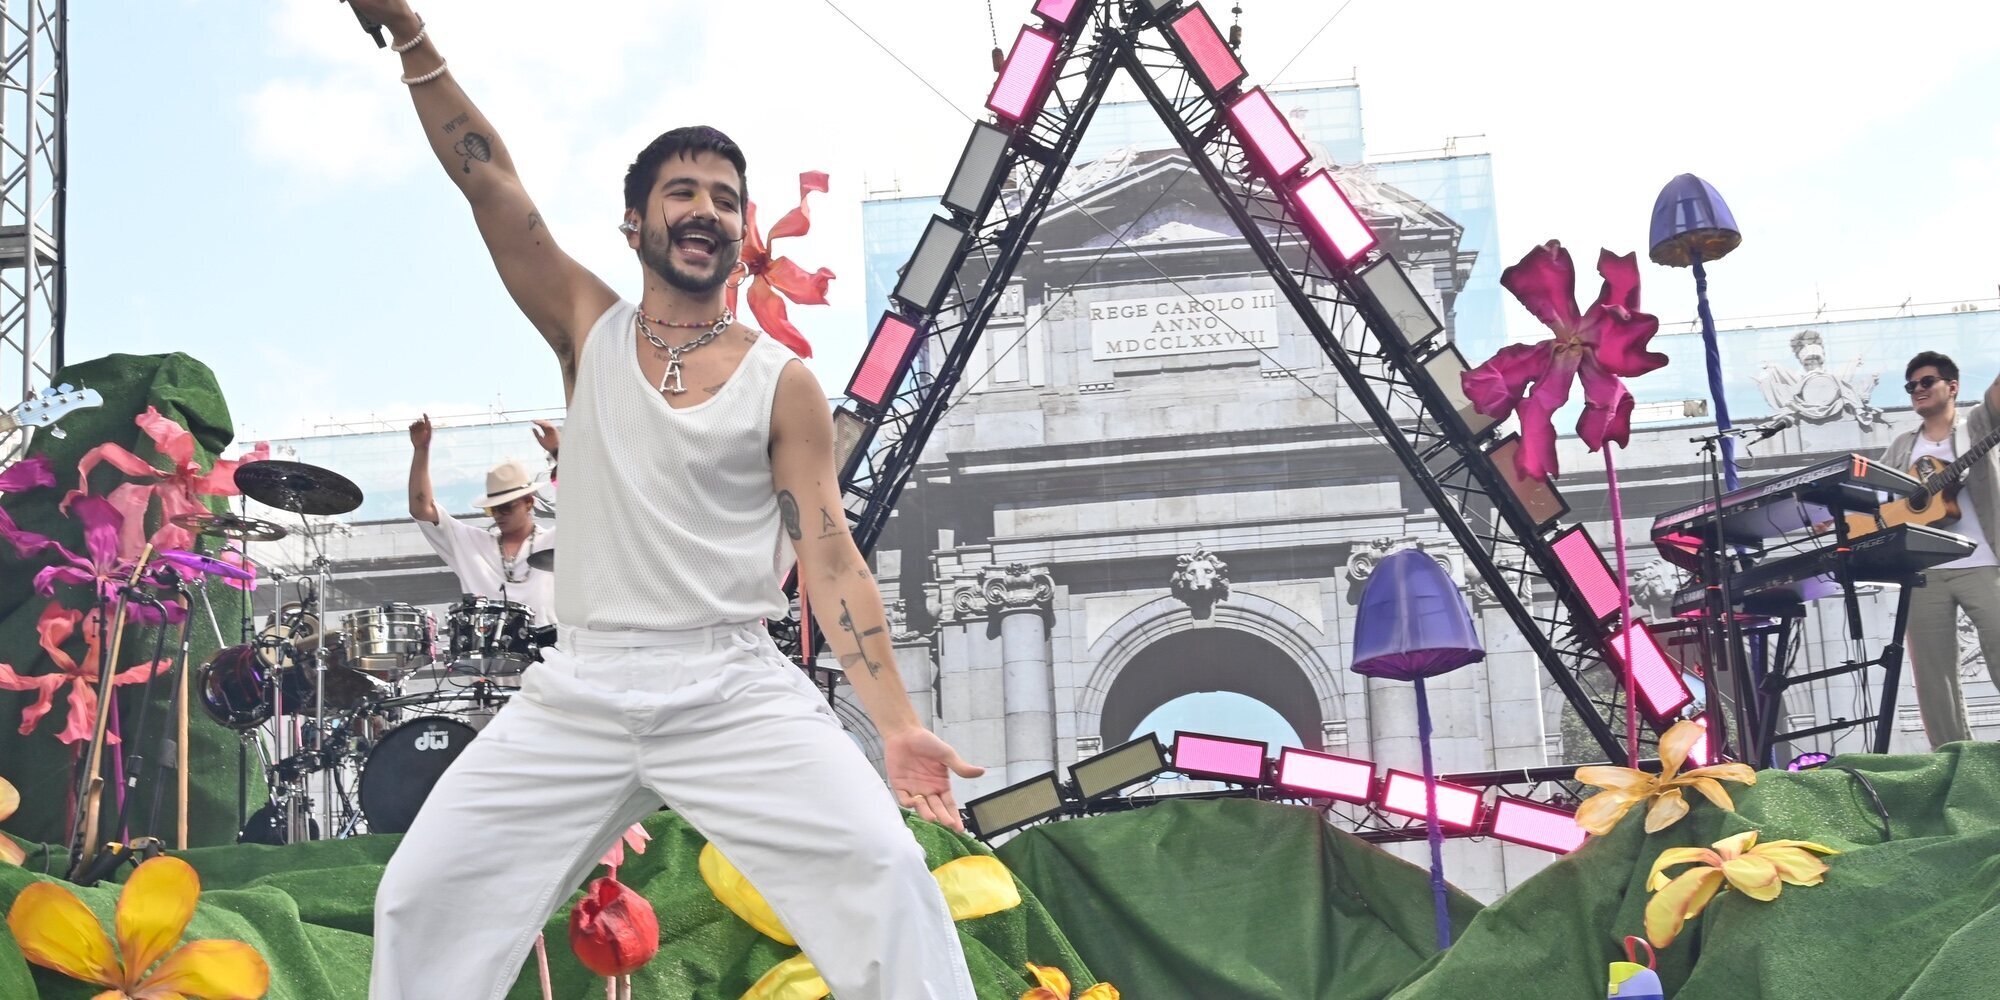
0, 352, 266, 851
997, 797, 1483, 999
0, 810, 1099, 999
1388, 741, 2000, 1000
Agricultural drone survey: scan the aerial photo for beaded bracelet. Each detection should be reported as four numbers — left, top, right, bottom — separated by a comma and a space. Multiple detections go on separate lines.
402, 61, 448, 86
391, 18, 428, 54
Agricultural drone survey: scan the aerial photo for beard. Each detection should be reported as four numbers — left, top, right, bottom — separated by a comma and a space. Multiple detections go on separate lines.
639, 218, 741, 294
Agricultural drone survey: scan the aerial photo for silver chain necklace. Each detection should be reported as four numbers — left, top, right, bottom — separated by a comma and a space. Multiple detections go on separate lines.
637, 308, 734, 395
497, 523, 537, 583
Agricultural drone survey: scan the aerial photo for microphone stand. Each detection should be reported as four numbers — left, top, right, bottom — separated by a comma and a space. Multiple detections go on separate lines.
1691, 426, 1766, 765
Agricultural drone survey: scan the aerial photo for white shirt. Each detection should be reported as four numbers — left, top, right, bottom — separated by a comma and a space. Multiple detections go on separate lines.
1910, 432, 1999, 569
415, 514, 560, 624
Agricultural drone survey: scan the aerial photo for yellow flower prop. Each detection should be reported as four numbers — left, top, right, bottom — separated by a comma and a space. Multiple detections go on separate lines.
5, 855, 270, 999
1575, 719, 1757, 835
702, 845, 1022, 1000
1644, 830, 1838, 948
1, 776, 25, 866
1022, 962, 1120, 1000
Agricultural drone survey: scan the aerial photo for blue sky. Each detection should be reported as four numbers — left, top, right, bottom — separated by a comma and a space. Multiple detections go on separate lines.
66, 1, 2000, 443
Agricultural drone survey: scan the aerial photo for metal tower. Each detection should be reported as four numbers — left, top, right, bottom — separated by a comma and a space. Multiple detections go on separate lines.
0, 0, 67, 460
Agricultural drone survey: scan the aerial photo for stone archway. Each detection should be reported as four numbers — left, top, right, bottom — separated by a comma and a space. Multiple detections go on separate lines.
1076, 593, 1343, 752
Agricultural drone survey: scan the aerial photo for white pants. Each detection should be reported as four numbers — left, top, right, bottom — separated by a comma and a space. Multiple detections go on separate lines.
369, 622, 975, 999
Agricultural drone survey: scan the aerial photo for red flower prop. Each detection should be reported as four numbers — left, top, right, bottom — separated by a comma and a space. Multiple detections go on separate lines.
0, 603, 165, 745
1462, 242, 1667, 479
66, 406, 269, 558
7, 494, 183, 626
567, 875, 659, 978
728, 171, 835, 359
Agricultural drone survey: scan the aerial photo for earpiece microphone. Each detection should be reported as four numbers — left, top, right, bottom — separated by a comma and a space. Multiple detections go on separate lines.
618, 221, 640, 234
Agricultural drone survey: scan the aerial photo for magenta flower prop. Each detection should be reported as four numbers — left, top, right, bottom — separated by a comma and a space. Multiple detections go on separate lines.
1462, 242, 1668, 479
4, 495, 184, 626
66, 406, 269, 559
0, 455, 56, 494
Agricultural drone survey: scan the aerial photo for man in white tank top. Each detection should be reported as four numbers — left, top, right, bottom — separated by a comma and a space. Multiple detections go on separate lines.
352, 3, 984, 998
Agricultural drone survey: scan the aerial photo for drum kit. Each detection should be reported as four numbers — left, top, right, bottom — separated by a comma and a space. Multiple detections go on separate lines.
184, 459, 555, 845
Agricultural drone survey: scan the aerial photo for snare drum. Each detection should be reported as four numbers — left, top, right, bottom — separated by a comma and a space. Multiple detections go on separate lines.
445, 596, 539, 677
196, 644, 390, 730
341, 603, 437, 675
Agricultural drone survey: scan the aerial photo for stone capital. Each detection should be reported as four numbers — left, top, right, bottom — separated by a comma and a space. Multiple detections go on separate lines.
951, 563, 1055, 619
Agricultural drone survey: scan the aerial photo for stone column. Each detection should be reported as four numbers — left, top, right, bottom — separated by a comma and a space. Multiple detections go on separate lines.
886, 599, 937, 731
977, 564, 1056, 782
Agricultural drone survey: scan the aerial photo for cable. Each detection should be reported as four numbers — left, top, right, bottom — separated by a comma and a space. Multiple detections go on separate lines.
818, 0, 971, 119
1267, 0, 1359, 88
1830, 765, 1893, 841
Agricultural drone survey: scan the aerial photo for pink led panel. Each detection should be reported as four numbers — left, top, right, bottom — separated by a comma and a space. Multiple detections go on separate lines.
845, 314, 920, 410
1291, 170, 1379, 267
987, 26, 1061, 122
1225, 89, 1309, 180
1552, 526, 1621, 621
1169, 5, 1244, 93
1379, 770, 1481, 830
1274, 747, 1374, 802
1491, 797, 1588, 854
1171, 732, 1268, 782
1606, 620, 1695, 719
1033, 0, 1085, 27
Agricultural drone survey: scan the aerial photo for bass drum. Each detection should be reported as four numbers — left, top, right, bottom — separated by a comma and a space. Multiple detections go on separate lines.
358, 716, 478, 834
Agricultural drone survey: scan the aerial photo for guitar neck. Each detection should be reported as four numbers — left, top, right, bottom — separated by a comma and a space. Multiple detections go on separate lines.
1946, 422, 2000, 484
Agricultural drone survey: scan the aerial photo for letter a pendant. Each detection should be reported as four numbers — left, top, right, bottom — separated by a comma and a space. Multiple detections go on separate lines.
661, 357, 687, 395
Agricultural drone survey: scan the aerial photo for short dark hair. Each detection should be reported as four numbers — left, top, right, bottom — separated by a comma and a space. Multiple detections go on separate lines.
1906, 351, 1959, 382
622, 126, 747, 215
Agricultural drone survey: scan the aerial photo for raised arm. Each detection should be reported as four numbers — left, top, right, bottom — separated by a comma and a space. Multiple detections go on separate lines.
768, 363, 984, 830
408, 414, 439, 524
351, 0, 617, 396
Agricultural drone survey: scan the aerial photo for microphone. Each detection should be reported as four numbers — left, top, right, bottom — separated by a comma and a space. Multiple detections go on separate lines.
342, 1, 388, 47
1748, 414, 1796, 442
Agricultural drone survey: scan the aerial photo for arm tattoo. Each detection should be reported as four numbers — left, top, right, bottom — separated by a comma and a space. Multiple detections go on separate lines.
527, 211, 543, 231
776, 490, 802, 540
816, 507, 842, 539
453, 132, 494, 174
441, 112, 471, 134
836, 598, 887, 679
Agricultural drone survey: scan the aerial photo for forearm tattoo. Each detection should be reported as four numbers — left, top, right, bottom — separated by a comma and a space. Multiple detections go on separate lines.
453, 131, 494, 174
776, 490, 803, 540
817, 507, 842, 540
836, 598, 887, 679
441, 112, 471, 135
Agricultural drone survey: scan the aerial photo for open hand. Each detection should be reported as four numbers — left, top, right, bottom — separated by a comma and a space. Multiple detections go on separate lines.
409, 414, 432, 450
532, 419, 561, 459
883, 728, 985, 834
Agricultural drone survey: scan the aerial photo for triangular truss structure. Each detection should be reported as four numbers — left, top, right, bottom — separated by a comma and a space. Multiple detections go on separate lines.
802, 0, 1664, 764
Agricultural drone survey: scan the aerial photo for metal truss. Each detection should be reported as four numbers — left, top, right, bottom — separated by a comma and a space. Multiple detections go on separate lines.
0, 0, 66, 462
786, 0, 1643, 762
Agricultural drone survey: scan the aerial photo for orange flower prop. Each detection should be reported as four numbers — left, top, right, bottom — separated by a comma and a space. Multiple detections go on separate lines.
567, 875, 659, 978
728, 171, 834, 359
0, 776, 24, 866
0, 602, 167, 745
1021, 962, 1119, 1000
5, 855, 269, 999
1575, 719, 1756, 835
1644, 830, 1838, 948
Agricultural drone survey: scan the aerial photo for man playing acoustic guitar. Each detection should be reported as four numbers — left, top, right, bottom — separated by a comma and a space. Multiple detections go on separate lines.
1880, 351, 2000, 746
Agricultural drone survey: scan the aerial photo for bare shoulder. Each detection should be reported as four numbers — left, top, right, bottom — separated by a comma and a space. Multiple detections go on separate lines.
770, 357, 830, 439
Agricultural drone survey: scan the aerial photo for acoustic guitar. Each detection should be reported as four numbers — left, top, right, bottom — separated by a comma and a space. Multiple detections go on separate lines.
1846, 421, 2000, 538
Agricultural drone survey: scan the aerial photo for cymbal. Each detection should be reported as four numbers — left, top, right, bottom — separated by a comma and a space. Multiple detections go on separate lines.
527, 548, 556, 572
154, 548, 256, 583
169, 511, 289, 542
234, 460, 363, 516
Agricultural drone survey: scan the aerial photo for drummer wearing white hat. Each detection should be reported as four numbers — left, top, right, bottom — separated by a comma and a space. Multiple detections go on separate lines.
407, 414, 557, 625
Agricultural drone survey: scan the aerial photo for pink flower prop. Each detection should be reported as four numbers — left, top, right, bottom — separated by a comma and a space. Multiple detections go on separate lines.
66, 406, 269, 558
600, 822, 652, 870
1461, 242, 1668, 479
727, 171, 835, 359
0, 603, 165, 745
568, 876, 660, 978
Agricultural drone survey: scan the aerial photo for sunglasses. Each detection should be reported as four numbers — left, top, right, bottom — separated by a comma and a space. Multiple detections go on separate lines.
1904, 375, 1952, 395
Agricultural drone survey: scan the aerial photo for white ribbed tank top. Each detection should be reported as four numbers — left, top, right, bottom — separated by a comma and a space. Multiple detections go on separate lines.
555, 300, 798, 630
